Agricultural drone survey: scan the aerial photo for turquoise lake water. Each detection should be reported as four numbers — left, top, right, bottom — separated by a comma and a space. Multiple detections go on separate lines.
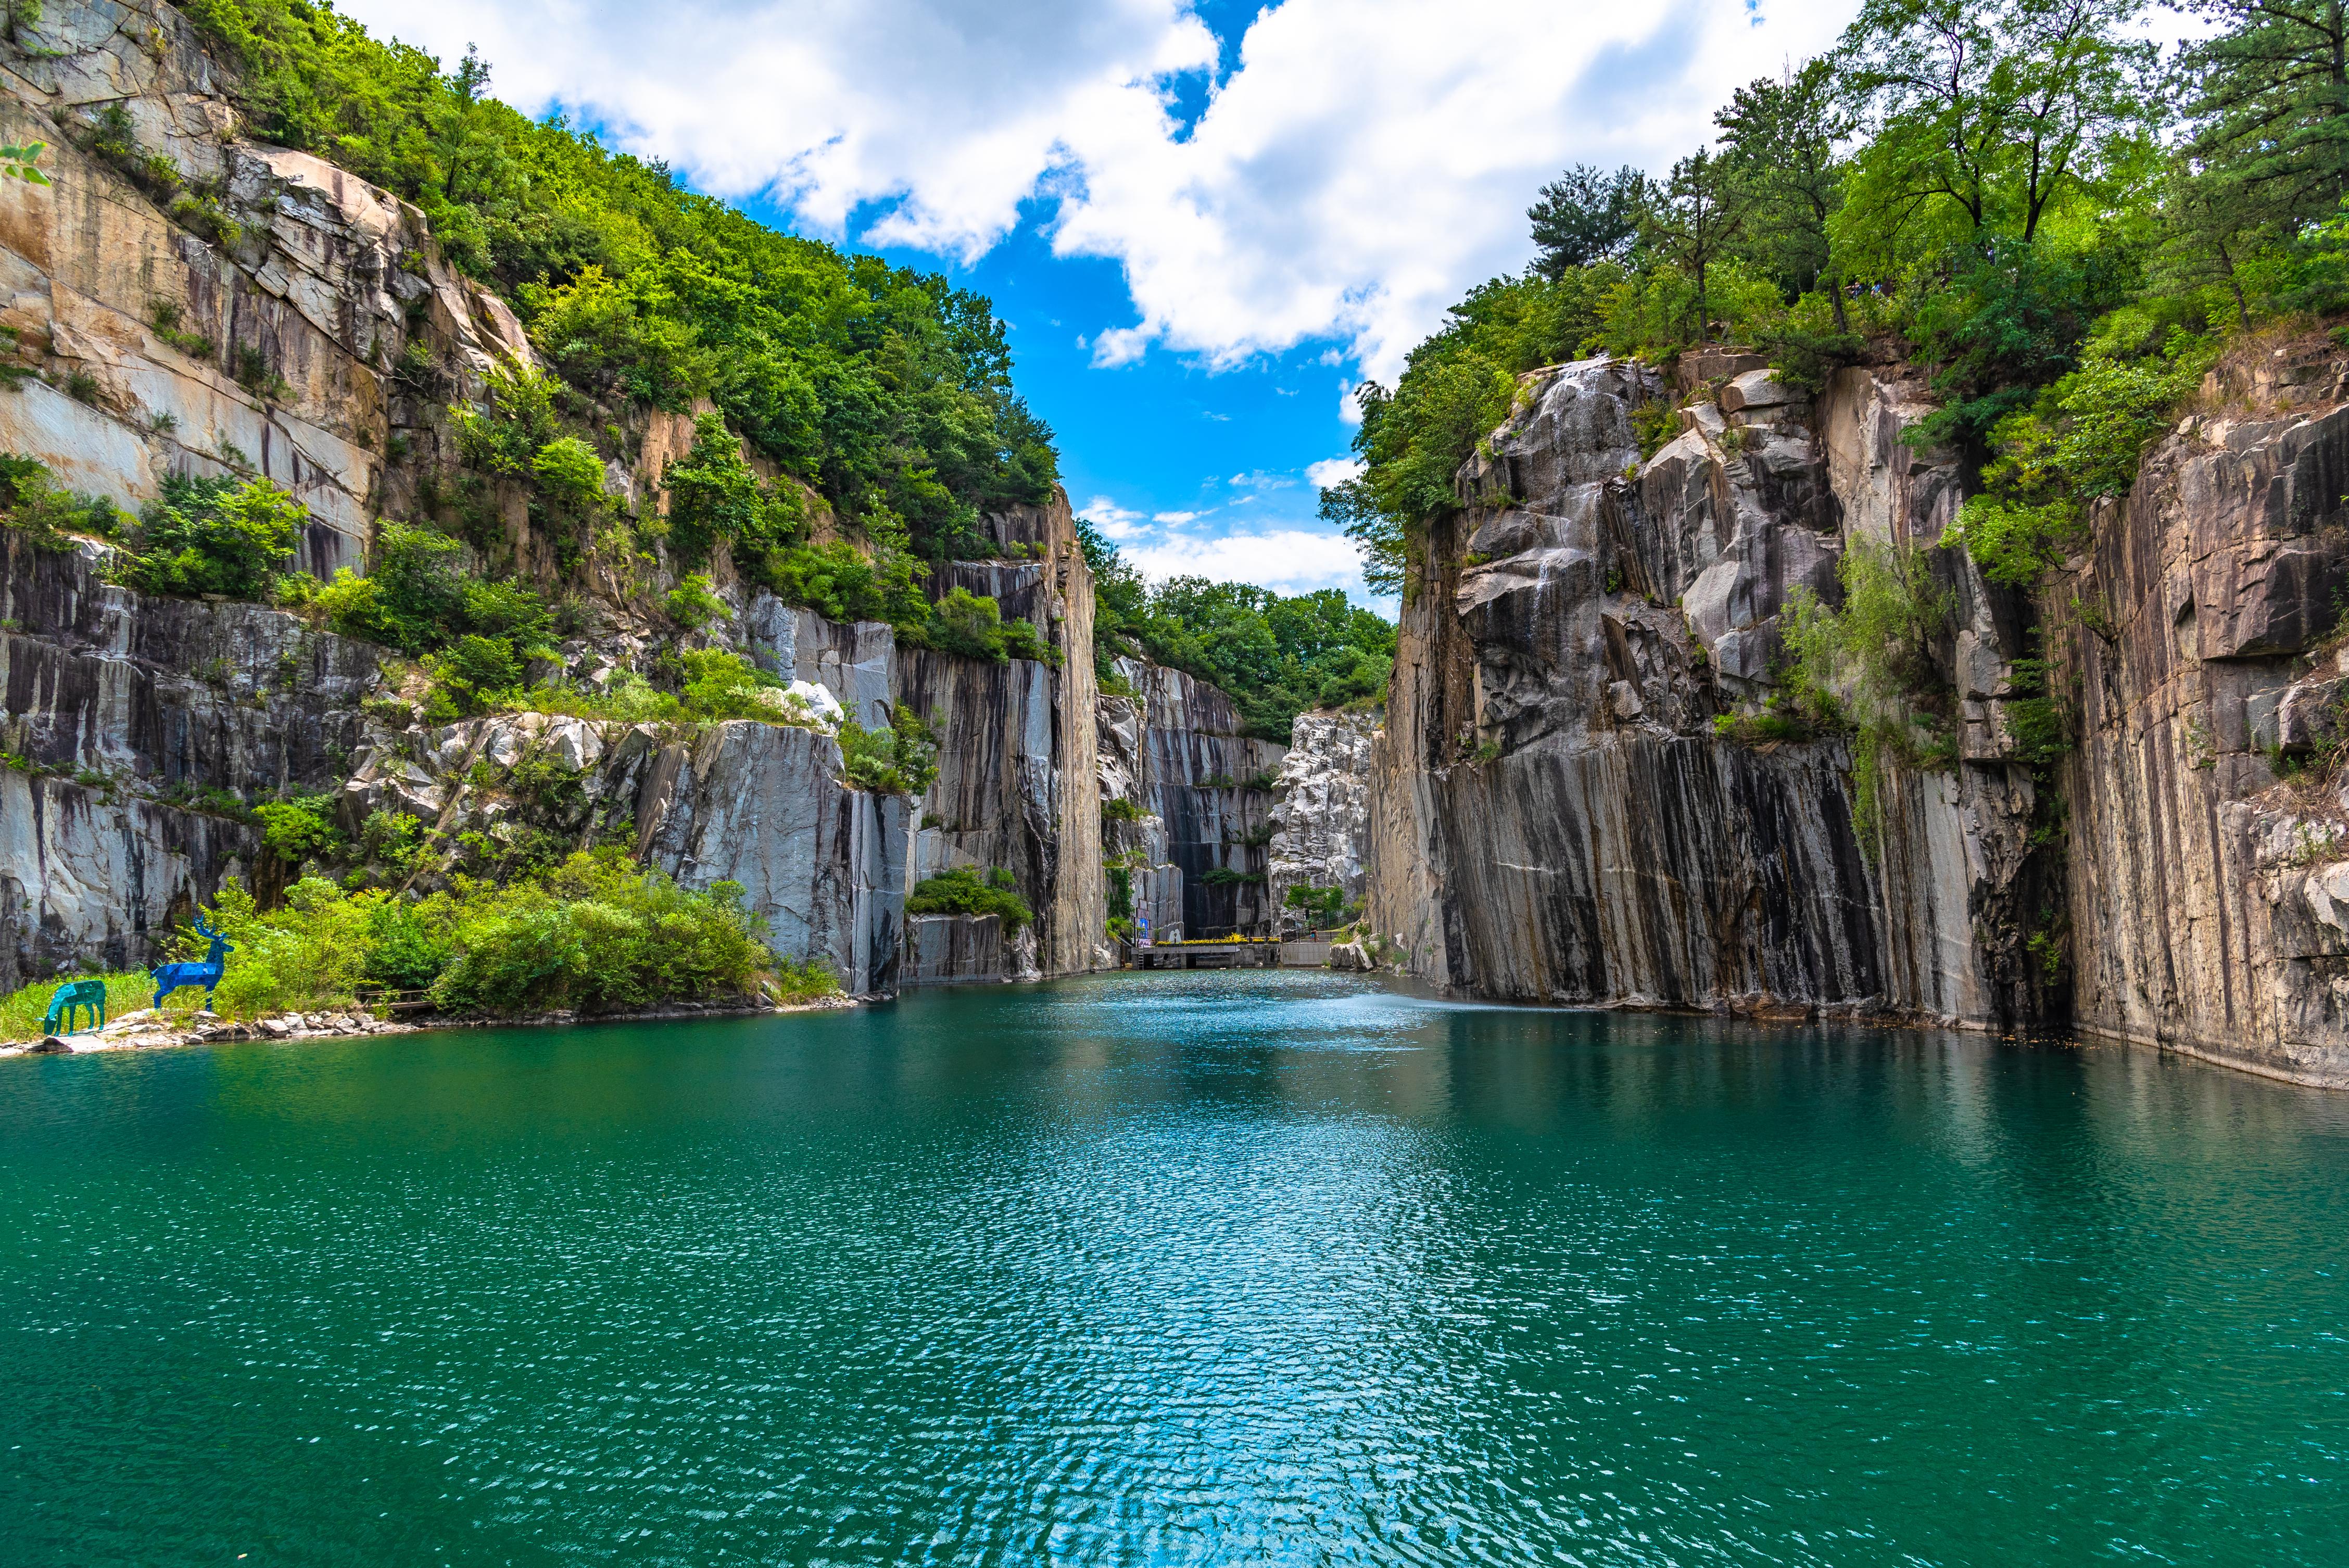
2, 971, 2345, 1565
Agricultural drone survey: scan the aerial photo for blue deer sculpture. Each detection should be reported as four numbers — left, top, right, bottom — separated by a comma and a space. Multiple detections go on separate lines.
151, 917, 233, 1011
43, 978, 109, 1035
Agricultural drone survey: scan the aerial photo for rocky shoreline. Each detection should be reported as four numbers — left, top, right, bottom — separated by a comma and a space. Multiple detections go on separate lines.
1, 993, 862, 1060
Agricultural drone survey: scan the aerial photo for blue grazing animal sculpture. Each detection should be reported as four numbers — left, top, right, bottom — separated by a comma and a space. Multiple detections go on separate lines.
150, 918, 233, 1011
42, 978, 108, 1035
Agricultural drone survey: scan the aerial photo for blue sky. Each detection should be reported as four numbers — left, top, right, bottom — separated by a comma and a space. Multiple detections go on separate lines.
844, 204, 1368, 593
347, 0, 1875, 609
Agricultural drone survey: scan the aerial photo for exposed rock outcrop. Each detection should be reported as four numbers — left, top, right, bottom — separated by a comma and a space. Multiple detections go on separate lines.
2055, 344, 2349, 1086
0, 0, 538, 571
1365, 355, 2040, 1023
1267, 707, 1376, 931
0, 533, 375, 989
1095, 658, 1284, 941
0, 3, 1117, 999
898, 495, 1102, 979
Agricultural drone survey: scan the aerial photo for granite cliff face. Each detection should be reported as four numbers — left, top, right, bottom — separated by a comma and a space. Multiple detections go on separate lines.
1096, 659, 1284, 941
2054, 346, 2349, 1086
1267, 707, 1375, 931
1354, 340, 2349, 1086
0, 0, 537, 572
0, 530, 373, 989
899, 500, 1103, 979
1364, 355, 2042, 1023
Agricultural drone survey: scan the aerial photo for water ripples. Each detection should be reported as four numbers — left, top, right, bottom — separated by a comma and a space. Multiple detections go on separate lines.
3, 972, 2347, 1564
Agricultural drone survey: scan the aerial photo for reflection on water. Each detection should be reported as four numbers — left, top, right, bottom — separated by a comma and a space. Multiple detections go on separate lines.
2, 972, 2345, 1566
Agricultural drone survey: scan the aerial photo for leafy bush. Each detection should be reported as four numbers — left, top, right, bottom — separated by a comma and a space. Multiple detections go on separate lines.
0, 453, 122, 550
427, 852, 776, 1015
2003, 656, 2074, 772
664, 572, 727, 628
449, 360, 561, 478
905, 865, 1033, 937
838, 706, 939, 794
425, 633, 526, 715
676, 648, 800, 723
1313, 647, 1391, 709
111, 475, 305, 601
254, 792, 346, 864
925, 586, 1009, 660
1283, 883, 1349, 926
762, 539, 930, 630
1102, 796, 1142, 824
506, 672, 683, 725
176, 852, 787, 1018
659, 411, 802, 570
1000, 615, 1062, 666
1782, 538, 1956, 850
312, 523, 552, 656
1940, 498, 2081, 590
532, 436, 608, 511
1939, 314, 2216, 589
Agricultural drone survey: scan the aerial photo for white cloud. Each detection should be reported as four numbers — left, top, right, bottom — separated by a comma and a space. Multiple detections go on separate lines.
1306, 457, 1363, 489
1228, 470, 1295, 489
344, 0, 1861, 381
1123, 527, 1370, 598
1080, 495, 1147, 538
345, 0, 1214, 262
1152, 510, 1203, 524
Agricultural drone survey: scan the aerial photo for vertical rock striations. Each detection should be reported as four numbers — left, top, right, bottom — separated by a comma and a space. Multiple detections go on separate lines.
1365, 356, 2040, 1023
0, 533, 376, 989
2056, 345, 2349, 1086
1095, 660, 1285, 939
896, 493, 1104, 979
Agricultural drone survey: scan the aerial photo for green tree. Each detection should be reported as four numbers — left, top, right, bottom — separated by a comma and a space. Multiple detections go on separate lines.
1716, 59, 1853, 325
2178, 0, 2349, 230
1527, 163, 1649, 277
1641, 148, 1749, 342
116, 476, 307, 600
1836, 0, 2154, 251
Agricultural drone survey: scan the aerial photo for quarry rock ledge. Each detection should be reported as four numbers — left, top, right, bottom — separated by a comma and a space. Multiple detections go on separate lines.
2, 992, 863, 1060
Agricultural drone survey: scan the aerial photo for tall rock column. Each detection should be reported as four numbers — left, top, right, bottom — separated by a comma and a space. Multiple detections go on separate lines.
894, 488, 1104, 978
2055, 347, 2349, 1086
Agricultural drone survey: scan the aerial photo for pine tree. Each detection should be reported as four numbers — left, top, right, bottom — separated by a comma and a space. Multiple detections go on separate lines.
1527, 163, 1649, 278
1643, 149, 1747, 344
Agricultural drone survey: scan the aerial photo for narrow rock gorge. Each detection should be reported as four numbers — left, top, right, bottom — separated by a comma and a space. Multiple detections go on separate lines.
1349, 341, 2349, 1088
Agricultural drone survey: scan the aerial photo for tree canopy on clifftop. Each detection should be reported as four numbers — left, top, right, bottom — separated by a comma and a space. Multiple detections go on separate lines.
1324, 0, 2349, 601
178, 0, 1057, 563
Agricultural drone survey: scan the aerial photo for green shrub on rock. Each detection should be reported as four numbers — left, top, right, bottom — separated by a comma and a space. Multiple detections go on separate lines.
112, 475, 305, 601
906, 865, 1033, 938
174, 851, 789, 1019
839, 705, 939, 794
0, 453, 123, 550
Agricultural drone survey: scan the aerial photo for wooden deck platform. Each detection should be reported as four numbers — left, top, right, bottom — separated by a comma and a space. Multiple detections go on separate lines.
1132, 941, 1281, 969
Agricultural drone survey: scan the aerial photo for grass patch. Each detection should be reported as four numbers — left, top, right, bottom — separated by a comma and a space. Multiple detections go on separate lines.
0, 972, 165, 1042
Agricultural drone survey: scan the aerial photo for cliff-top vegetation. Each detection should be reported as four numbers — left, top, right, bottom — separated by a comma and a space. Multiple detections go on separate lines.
181, 0, 1056, 563
0, 1, 1393, 745
1324, 0, 2344, 608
